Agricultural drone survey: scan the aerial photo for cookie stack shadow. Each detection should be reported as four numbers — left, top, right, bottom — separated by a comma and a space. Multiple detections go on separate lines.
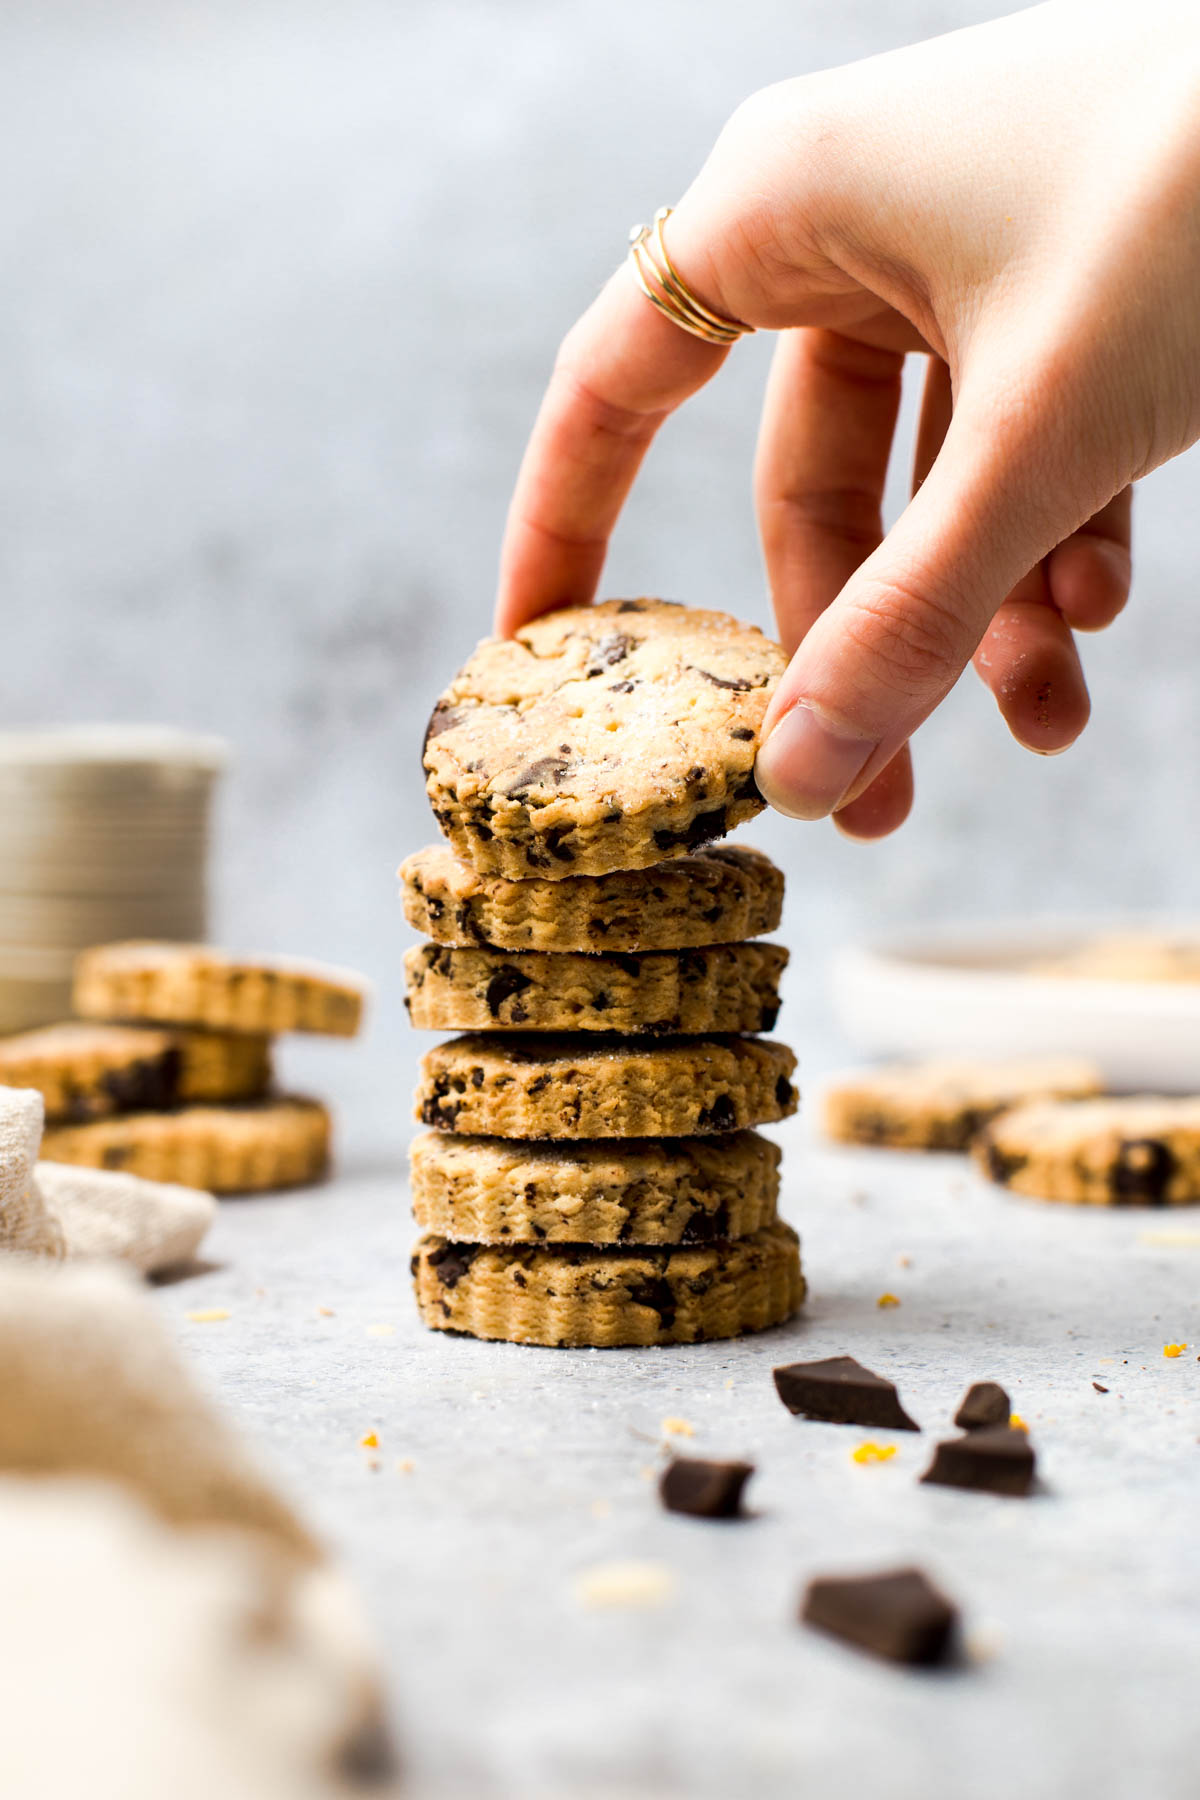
403, 843, 806, 1347
2, 942, 366, 1194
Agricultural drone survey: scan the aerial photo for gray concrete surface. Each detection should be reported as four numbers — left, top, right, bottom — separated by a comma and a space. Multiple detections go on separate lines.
5, 2, 1200, 1793
3, 0, 1200, 1159
158, 1130, 1200, 1800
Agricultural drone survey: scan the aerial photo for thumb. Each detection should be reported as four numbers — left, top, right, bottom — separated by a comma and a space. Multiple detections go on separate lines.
754, 386, 1095, 820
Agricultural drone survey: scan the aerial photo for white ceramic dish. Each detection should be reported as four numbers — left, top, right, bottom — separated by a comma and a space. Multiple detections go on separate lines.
831, 918, 1200, 1093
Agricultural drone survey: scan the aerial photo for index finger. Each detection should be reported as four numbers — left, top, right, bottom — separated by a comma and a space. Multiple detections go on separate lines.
494, 261, 729, 636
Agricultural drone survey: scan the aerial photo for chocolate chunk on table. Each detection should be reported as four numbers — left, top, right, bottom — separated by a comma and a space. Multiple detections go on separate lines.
954, 1380, 1011, 1430
659, 1456, 754, 1520
773, 1355, 920, 1431
921, 1424, 1036, 1497
800, 1567, 959, 1666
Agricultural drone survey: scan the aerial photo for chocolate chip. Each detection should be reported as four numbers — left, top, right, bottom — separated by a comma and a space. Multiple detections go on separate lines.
626, 1275, 676, 1329
1093, 1381, 1109, 1393
681, 1202, 730, 1244
585, 632, 637, 674
773, 1356, 920, 1431
617, 599, 647, 613
484, 966, 533, 1018
504, 755, 571, 798
653, 805, 728, 854
1111, 1137, 1176, 1204
759, 1004, 781, 1032
660, 1455, 754, 1519
527, 1074, 552, 1095
609, 679, 637, 693
697, 1093, 737, 1133
982, 1140, 1029, 1184
423, 701, 465, 749
428, 1243, 481, 1288
920, 1424, 1035, 1497
694, 668, 759, 691
543, 825, 576, 863
801, 1567, 959, 1667
954, 1381, 1011, 1431
729, 726, 755, 741
775, 1075, 794, 1109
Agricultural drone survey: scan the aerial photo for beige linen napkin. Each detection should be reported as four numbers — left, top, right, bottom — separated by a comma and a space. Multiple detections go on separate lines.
0, 1260, 398, 1798
0, 1083, 215, 1273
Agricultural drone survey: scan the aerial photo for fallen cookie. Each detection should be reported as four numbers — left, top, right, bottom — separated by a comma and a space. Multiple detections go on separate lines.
0, 1020, 272, 1122
422, 599, 785, 880
416, 1033, 797, 1140
404, 941, 786, 1035
974, 1094, 1200, 1205
773, 1355, 920, 1431
409, 1130, 780, 1245
410, 1221, 804, 1347
954, 1380, 1011, 1430
400, 842, 784, 954
40, 1097, 331, 1194
74, 942, 366, 1038
660, 1456, 754, 1519
800, 1567, 959, 1666
920, 1424, 1036, 1497
823, 1056, 1103, 1151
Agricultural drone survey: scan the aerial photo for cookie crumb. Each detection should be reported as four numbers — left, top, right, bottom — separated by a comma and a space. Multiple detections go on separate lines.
359, 1431, 379, 1449
317, 1305, 335, 1317
877, 1292, 901, 1309
395, 1458, 414, 1474
1092, 1381, 1109, 1393
1009, 1413, 1028, 1431
661, 1416, 694, 1438
1164, 1343, 1187, 1358
851, 1441, 897, 1465
574, 1560, 676, 1610
366, 1323, 395, 1338
186, 1308, 229, 1324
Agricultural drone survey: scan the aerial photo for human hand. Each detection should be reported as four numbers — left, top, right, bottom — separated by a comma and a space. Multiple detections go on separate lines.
494, 0, 1200, 836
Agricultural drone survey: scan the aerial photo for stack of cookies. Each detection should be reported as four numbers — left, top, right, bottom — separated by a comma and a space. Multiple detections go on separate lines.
4, 941, 366, 1193
403, 599, 806, 1348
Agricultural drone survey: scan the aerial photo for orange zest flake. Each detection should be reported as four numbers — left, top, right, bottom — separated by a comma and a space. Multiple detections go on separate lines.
359, 1431, 379, 1449
1009, 1414, 1028, 1432
851, 1441, 897, 1465
1163, 1343, 1188, 1359
876, 1293, 901, 1309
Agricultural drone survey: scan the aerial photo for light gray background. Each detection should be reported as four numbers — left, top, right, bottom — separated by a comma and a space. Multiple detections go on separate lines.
3, 4, 1199, 1796
4, 0, 1199, 1151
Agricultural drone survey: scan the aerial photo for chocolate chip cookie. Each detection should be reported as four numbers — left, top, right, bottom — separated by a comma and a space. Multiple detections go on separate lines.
409, 1129, 781, 1245
415, 1033, 798, 1139
974, 1094, 1200, 1204
0, 1021, 272, 1122
423, 600, 785, 879
40, 1096, 331, 1194
74, 942, 366, 1037
399, 842, 783, 953
823, 1056, 1103, 1151
403, 941, 786, 1035
411, 1220, 804, 1346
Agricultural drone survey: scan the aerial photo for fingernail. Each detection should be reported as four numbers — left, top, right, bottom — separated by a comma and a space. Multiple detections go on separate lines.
755, 700, 878, 820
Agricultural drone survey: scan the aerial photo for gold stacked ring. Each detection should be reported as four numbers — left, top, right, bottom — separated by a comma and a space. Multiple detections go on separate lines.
627, 206, 754, 347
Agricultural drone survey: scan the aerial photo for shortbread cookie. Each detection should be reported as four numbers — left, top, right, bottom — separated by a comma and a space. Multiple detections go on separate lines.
423, 600, 785, 880
40, 1097, 330, 1194
399, 842, 784, 952
403, 941, 787, 1035
411, 1220, 804, 1346
974, 1095, 1200, 1204
74, 941, 365, 1037
409, 1130, 781, 1245
823, 1056, 1103, 1151
0, 1021, 272, 1122
415, 1033, 798, 1139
